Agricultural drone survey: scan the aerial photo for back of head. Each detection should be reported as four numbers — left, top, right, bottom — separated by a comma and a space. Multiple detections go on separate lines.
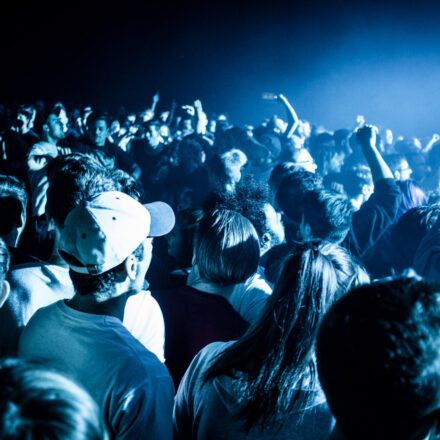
390, 204, 440, 267
317, 278, 440, 440
0, 358, 107, 439
0, 176, 27, 243
301, 189, 353, 244
205, 240, 368, 431
276, 169, 323, 223
194, 209, 260, 286
46, 154, 118, 227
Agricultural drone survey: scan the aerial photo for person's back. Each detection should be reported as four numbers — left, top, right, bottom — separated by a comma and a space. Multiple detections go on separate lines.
19, 191, 176, 439
0, 155, 165, 360
174, 241, 368, 440
153, 209, 259, 387
19, 300, 173, 439
154, 284, 248, 389
175, 340, 331, 440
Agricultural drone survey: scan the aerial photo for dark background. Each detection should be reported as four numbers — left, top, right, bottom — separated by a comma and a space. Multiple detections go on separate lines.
2, 0, 440, 137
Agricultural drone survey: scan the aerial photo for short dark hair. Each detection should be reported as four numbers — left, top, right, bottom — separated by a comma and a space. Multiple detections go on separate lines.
194, 209, 260, 286
302, 189, 353, 244
69, 242, 144, 297
0, 358, 106, 439
46, 154, 118, 227
276, 170, 323, 223
86, 111, 110, 128
0, 175, 27, 237
317, 278, 440, 440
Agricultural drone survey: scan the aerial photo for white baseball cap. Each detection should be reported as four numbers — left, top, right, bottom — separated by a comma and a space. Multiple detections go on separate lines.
58, 191, 175, 275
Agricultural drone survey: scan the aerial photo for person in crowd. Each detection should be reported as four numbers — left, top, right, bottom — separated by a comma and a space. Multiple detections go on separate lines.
267, 125, 400, 283
203, 178, 282, 322
310, 132, 347, 177
0, 358, 107, 439
26, 107, 68, 218
0, 105, 39, 181
268, 161, 297, 201
362, 204, 440, 279
74, 111, 141, 179
0, 175, 31, 264
385, 153, 413, 181
299, 189, 354, 244
174, 241, 369, 439
153, 209, 258, 387
208, 149, 248, 195
317, 277, 440, 440
0, 155, 167, 361
19, 190, 175, 439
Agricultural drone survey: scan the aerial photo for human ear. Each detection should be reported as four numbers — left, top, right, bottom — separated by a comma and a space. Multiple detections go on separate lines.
0, 280, 10, 308
124, 255, 137, 281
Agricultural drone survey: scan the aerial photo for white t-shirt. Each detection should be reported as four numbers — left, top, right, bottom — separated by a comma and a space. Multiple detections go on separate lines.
19, 300, 174, 440
2, 262, 165, 361
228, 267, 272, 324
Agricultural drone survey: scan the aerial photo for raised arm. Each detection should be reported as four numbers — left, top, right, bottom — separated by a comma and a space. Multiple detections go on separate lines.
422, 133, 440, 154
193, 99, 208, 135
277, 94, 299, 139
356, 124, 393, 182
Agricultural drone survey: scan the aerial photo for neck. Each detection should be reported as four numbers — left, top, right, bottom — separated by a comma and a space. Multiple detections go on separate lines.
187, 276, 235, 299
67, 291, 128, 321
48, 227, 68, 266
42, 133, 58, 146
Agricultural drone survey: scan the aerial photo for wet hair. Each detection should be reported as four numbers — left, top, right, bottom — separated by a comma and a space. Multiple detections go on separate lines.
0, 238, 10, 282
0, 175, 27, 237
193, 209, 260, 286
204, 241, 368, 432
46, 154, 118, 227
317, 278, 440, 440
301, 189, 353, 244
0, 358, 107, 439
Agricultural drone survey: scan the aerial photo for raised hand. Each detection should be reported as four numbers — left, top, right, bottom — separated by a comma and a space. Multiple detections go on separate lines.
356, 124, 378, 147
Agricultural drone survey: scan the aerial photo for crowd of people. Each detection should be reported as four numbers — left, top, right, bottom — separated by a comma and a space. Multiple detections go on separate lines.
0, 93, 439, 439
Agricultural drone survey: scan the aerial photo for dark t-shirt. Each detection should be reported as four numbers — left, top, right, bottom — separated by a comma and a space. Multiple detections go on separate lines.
152, 285, 249, 388
72, 138, 137, 175
265, 178, 401, 283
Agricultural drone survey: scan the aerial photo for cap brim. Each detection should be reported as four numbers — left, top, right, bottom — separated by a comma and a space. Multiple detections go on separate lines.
144, 201, 175, 237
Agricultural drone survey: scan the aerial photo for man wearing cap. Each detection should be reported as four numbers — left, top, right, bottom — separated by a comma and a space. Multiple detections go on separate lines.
19, 191, 175, 440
